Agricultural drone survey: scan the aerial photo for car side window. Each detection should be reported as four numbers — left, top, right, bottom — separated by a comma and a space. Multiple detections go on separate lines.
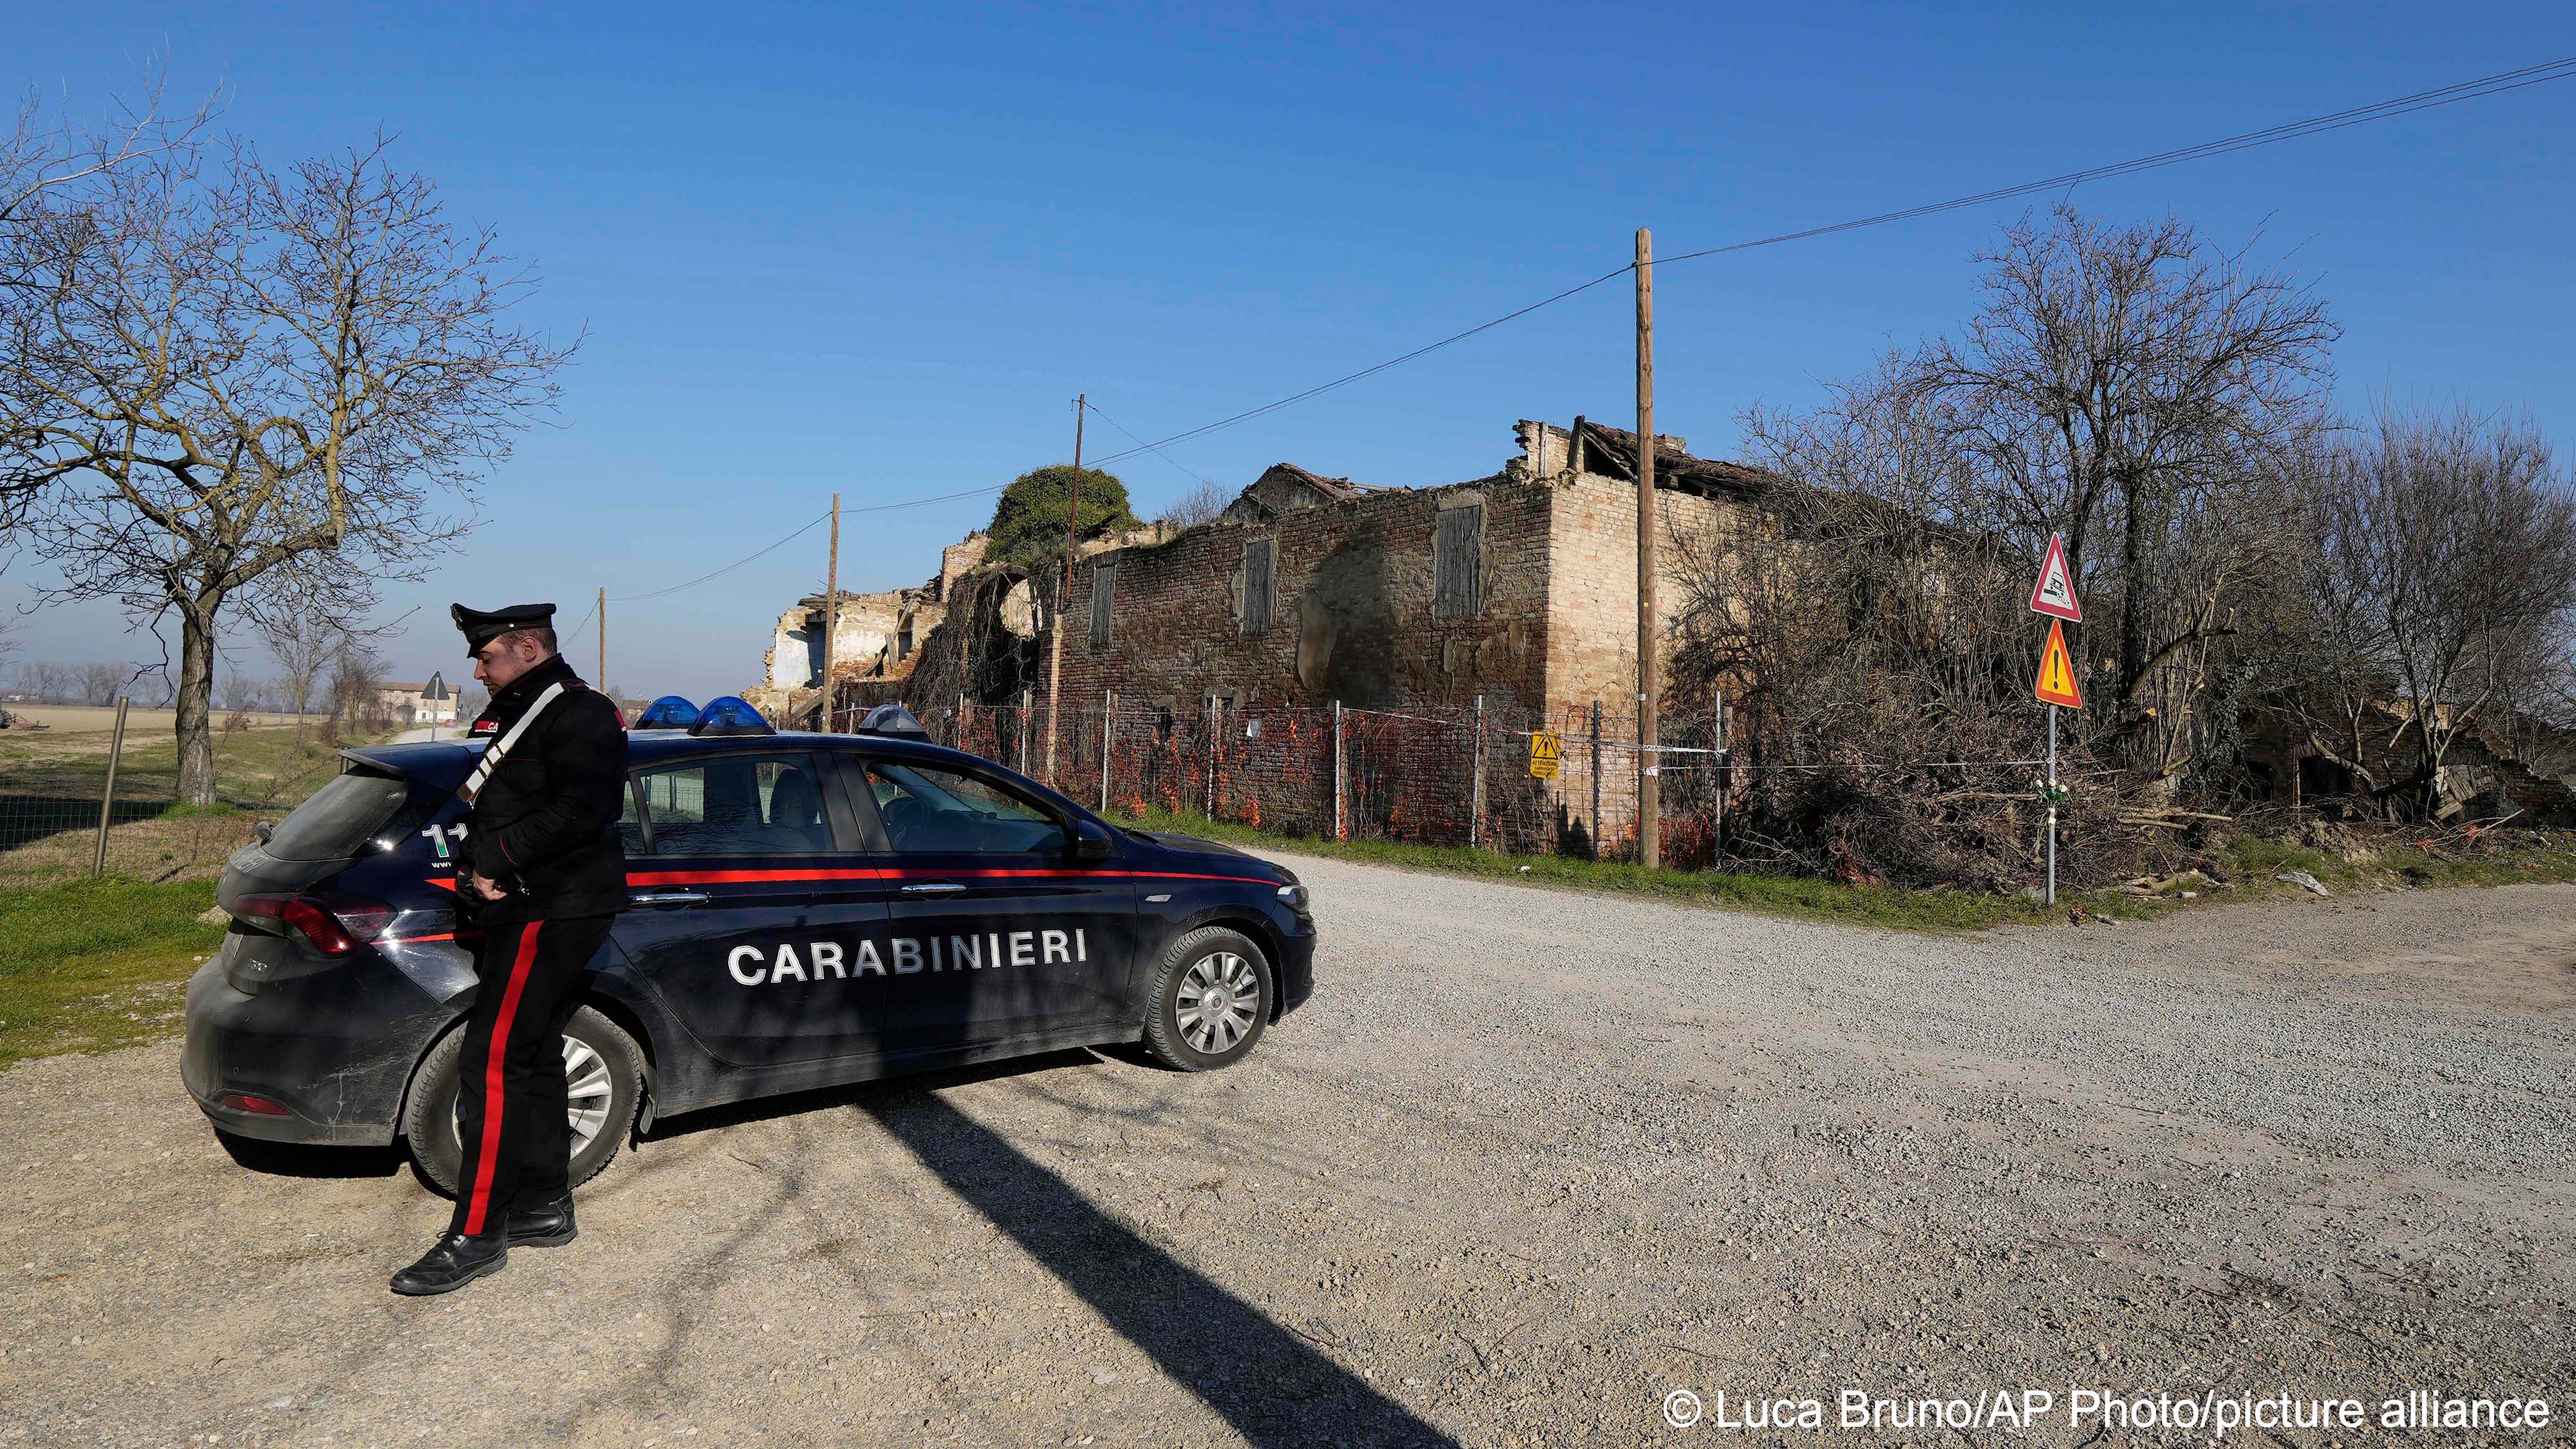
634, 752, 836, 855
865, 761, 1066, 855
619, 779, 648, 856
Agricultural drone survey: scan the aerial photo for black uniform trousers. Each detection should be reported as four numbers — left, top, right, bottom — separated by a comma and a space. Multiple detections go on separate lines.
448, 914, 615, 1237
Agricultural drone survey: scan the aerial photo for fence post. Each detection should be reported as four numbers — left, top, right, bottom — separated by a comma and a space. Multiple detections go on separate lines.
1712, 687, 1725, 872
1100, 689, 1115, 814
1470, 694, 1485, 850
1589, 699, 1603, 862
1333, 700, 1346, 842
92, 695, 131, 876
958, 692, 969, 752
1019, 688, 1032, 771
1205, 695, 1218, 819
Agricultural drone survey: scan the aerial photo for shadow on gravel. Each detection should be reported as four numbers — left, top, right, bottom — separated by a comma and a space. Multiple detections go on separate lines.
867, 1090, 1458, 1449
214, 1130, 406, 1179
639, 1048, 1108, 1141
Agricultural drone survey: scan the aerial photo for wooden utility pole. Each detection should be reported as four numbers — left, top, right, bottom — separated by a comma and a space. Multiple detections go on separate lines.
1635, 227, 1660, 869
823, 492, 842, 729
596, 586, 607, 697
1043, 394, 1085, 786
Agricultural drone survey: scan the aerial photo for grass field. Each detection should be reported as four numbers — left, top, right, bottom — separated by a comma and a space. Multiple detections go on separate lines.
0, 875, 225, 1068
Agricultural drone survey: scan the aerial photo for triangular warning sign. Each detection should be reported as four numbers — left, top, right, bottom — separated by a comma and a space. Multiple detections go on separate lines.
2028, 533, 2083, 623
2034, 618, 2083, 708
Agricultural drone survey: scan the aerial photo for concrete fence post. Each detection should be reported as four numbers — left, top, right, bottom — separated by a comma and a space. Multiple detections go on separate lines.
1470, 694, 1485, 850
1019, 688, 1032, 772
1100, 690, 1115, 814
1333, 700, 1346, 842
1589, 699, 1604, 862
1205, 695, 1218, 819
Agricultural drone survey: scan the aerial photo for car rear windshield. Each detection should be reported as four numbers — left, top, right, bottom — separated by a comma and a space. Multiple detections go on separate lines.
263, 770, 410, 862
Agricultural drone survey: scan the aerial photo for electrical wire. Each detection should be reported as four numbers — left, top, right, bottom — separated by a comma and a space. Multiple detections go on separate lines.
608, 509, 831, 602
1086, 54, 2576, 467
586, 54, 2576, 598
1660, 54, 2576, 265
1080, 397, 1218, 489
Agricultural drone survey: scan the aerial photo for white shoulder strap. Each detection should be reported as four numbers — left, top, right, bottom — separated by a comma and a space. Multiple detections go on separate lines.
459, 681, 567, 802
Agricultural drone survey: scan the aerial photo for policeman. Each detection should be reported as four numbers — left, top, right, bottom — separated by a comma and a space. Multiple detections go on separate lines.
392, 603, 629, 1296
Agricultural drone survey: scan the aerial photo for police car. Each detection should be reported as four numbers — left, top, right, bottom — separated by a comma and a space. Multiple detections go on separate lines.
182, 699, 1314, 1193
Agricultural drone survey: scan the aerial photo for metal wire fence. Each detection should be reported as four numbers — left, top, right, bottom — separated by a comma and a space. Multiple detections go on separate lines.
880, 694, 1738, 867
1, 707, 323, 886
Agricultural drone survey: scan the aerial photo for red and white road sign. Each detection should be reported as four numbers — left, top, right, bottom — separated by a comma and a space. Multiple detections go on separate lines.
2028, 533, 2082, 623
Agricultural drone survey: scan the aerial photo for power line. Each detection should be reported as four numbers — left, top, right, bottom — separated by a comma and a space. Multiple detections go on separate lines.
1088, 53, 2576, 467
1080, 398, 1218, 488
1086, 263, 1635, 468
1660, 54, 2576, 264
587, 54, 2576, 573
609, 509, 831, 602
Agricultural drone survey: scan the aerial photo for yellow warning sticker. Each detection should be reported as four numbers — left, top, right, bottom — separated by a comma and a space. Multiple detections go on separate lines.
2034, 619, 2084, 708
1529, 730, 1562, 780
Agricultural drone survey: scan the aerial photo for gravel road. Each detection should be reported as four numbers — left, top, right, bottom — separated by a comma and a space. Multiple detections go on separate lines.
4, 858, 2571, 1446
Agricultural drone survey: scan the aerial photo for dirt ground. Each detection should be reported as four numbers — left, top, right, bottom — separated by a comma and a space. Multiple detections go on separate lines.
2, 857, 2571, 1446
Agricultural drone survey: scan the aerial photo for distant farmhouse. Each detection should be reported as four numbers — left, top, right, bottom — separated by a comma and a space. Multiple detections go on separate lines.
375, 672, 458, 728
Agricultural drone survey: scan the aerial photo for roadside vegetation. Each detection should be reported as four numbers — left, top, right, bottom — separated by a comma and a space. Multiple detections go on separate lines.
0, 875, 224, 1068
1113, 804, 2576, 933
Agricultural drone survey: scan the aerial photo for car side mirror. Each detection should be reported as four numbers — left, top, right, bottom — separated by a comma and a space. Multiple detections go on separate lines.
1068, 817, 1114, 863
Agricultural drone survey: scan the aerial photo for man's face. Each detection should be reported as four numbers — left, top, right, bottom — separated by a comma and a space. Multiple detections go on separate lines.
473, 632, 549, 691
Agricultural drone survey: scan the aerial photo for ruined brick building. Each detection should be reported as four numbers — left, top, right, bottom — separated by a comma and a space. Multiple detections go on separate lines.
840, 419, 1783, 725
746, 534, 989, 724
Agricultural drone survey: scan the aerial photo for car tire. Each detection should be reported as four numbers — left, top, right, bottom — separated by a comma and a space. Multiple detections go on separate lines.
1140, 925, 1273, 1072
400, 1005, 645, 1198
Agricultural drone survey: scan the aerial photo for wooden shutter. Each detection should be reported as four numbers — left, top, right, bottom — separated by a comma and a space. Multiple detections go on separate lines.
1433, 505, 1483, 617
1088, 562, 1115, 649
1242, 538, 1274, 632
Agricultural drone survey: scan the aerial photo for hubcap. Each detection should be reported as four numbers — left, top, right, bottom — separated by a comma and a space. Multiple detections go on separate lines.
450, 1034, 613, 1160
1175, 952, 1260, 1054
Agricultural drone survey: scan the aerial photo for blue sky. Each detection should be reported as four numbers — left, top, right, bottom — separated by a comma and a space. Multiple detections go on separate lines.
8, 2, 2573, 699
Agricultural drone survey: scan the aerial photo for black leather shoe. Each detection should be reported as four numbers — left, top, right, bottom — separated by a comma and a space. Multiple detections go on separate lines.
507, 1194, 577, 1248
389, 1230, 508, 1296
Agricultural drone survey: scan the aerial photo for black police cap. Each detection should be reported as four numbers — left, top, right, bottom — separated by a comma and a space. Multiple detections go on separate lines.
451, 601, 556, 657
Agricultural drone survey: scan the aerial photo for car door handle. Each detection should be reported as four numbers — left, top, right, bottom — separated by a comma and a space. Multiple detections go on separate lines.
900, 882, 965, 894
629, 890, 710, 907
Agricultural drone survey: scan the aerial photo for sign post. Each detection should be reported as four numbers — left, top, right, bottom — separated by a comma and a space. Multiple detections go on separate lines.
2027, 536, 2085, 906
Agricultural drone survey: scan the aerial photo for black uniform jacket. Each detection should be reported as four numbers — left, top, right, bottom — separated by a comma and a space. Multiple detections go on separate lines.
463, 654, 629, 924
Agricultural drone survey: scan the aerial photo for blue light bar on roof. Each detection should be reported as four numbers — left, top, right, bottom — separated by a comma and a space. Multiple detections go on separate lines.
691, 696, 775, 737
634, 695, 701, 730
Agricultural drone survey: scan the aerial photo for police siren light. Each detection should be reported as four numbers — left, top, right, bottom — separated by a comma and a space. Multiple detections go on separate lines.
691, 696, 776, 737
634, 695, 702, 730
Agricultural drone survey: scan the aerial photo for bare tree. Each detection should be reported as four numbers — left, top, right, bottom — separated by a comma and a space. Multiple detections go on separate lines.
1155, 477, 1233, 530
1, 134, 574, 802
80, 660, 125, 705
222, 668, 256, 712
1912, 206, 2337, 778
1, 75, 218, 529
258, 598, 344, 739
2307, 403, 2576, 817
323, 637, 390, 739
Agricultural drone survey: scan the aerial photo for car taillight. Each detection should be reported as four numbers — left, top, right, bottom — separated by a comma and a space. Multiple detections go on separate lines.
219, 1093, 292, 1116
231, 893, 396, 955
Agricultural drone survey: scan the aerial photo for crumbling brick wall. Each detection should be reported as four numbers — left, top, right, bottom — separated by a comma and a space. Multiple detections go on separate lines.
1054, 471, 1553, 717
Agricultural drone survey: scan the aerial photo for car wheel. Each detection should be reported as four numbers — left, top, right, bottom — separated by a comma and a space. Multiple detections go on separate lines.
400, 1005, 645, 1198
1141, 925, 1273, 1071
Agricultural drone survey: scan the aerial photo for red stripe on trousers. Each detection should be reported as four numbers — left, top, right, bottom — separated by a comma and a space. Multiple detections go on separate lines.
462, 921, 544, 1236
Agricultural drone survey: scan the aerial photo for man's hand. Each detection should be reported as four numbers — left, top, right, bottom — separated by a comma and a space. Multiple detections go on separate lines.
469, 873, 508, 902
